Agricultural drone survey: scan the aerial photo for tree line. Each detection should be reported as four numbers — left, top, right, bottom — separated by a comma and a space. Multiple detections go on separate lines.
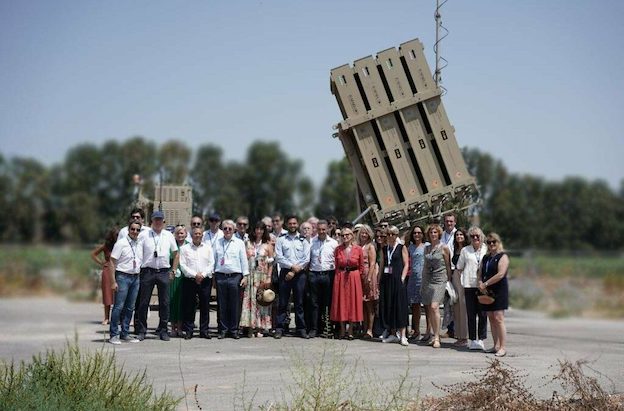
0, 138, 622, 250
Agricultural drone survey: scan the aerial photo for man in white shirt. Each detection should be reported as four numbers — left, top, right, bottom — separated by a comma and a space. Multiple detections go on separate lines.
117, 208, 150, 240
306, 220, 338, 338
271, 213, 288, 237
274, 214, 311, 339
179, 227, 215, 339
136, 210, 179, 341
202, 213, 223, 249
108, 221, 143, 345
441, 212, 458, 339
213, 219, 249, 339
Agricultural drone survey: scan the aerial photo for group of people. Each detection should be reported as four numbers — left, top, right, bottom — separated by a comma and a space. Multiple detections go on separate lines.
91, 208, 509, 357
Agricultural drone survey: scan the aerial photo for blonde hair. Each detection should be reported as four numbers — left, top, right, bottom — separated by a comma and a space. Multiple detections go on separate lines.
486, 232, 505, 253
467, 226, 485, 243
426, 223, 443, 241
357, 224, 374, 245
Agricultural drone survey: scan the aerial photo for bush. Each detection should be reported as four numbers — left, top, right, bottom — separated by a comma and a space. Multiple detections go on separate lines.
0, 338, 180, 411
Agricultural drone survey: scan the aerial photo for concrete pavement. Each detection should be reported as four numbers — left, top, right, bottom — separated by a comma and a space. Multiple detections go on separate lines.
1, 297, 622, 410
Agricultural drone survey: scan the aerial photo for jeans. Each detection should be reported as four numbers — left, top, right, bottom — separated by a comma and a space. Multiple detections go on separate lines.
109, 271, 140, 337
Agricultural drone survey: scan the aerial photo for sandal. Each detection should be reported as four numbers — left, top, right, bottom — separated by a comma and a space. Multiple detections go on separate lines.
485, 347, 498, 354
495, 350, 507, 357
432, 338, 441, 348
453, 339, 468, 347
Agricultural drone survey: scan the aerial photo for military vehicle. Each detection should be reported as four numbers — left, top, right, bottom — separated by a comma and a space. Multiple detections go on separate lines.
330, 38, 478, 229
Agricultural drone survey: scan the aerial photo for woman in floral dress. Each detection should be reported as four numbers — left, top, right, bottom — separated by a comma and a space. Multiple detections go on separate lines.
240, 221, 274, 337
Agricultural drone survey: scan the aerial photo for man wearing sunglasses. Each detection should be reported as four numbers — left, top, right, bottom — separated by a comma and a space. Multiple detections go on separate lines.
202, 213, 224, 249
117, 207, 149, 241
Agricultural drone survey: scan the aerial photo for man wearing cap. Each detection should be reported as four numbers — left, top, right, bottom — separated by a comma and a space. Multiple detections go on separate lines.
203, 213, 223, 250
274, 214, 311, 339
213, 219, 249, 339
179, 226, 215, 339
136, 210, 179, 341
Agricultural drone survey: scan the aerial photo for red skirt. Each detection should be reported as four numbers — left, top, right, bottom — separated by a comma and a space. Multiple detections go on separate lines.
330, 269, 364, 322
101, 267, 114, 306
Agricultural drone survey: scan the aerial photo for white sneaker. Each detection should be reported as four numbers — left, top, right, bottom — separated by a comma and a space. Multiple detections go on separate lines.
109, 335, 121, 345
383, 334, 399, 343
400, 336, 409, 346
121, 335, 140, 343
380, 330, 389, 339
475, 340, 485, 351
468, 340, 479, 350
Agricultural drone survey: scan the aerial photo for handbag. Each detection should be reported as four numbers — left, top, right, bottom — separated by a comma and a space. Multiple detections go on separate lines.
477, 289, 495, 305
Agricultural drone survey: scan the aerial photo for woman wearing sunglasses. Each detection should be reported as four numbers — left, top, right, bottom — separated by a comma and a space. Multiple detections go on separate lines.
479, 232, 509, 357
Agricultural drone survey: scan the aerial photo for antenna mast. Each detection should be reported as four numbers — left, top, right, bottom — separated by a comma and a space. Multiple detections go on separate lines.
434, 0, 449, 94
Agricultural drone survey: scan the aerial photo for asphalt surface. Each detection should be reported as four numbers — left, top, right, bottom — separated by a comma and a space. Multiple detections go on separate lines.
1, 297, 623, 410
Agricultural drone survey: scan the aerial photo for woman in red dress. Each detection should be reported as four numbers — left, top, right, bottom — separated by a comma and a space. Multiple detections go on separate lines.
330, 225, 364, 339
90, 227, 119, 325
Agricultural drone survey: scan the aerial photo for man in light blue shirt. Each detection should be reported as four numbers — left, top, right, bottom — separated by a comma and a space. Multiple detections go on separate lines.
274, 214, 310, 339
213, 219, 249, 339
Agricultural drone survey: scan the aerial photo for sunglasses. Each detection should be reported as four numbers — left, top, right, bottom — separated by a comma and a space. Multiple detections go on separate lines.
470, 234, 480, 239
413, 231, 423, 235
487, 240, 498, 245
237, 222, 248, 226
191, 222, 202, 226
223, 227, 234, 231
131, 215, 142, 219
129, 228, 141, 233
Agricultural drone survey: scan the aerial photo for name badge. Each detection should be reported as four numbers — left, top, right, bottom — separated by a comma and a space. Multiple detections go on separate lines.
384, 267, 392, 274
220, 257, 225, 265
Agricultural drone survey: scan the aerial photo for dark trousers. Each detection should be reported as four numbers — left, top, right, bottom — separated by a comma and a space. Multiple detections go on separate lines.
277, 268, 307, 331
465, 287, 488, 340
307, 270, 334, 332
136, 268, 170, 334
214, 272, 242, 334
181, 276, 212, 334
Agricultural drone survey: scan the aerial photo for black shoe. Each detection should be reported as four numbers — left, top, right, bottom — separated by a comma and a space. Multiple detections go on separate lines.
199, 332, 211, 339
160, 331, 170, 341
137, 333, 146, 341
233, 333, 240, 340
274, 330, 283, 339
308, 330, 317, 339
184, 332, 193, 340
298, 330, 309, 339
218, 332, 226, 339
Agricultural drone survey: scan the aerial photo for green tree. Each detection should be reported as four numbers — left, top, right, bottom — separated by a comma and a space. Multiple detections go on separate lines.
315, 157, 358, 223
190, 144, 225, 216
158, 139, 191, 184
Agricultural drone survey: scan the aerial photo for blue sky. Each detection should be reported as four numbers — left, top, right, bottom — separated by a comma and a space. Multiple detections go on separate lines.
1, 0, 622, 189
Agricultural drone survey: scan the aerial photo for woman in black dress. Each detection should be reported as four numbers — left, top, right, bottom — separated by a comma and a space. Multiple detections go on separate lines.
479, 232, 509, 357
379, 226, 409, 346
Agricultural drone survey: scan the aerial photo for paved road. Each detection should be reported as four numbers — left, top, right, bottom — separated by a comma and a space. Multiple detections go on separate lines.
1, 297, 622, 410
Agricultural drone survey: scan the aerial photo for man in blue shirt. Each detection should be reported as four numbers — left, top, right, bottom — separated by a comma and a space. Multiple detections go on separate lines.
274, 214, 311, 339
213, 219, 249, 339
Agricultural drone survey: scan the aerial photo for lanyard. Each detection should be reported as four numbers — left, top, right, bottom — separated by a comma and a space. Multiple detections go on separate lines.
387, 242, 398, 264
151, 231, 160, 254
316, 239, 325, 263
221, 238, 232, 259
127, 236, 137, 268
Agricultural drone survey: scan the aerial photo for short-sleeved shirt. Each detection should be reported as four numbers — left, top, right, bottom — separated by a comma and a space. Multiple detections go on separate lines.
139, 228, 178, 269
111, 236, 143, 274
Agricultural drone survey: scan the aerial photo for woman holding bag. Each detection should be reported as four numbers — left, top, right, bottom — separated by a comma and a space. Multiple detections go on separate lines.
479, 232, 510, 357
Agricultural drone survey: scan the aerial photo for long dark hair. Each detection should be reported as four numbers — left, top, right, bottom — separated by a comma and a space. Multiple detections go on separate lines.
453, 228, 469, 256
253, 221, 270, 244
104, 227, 119, 251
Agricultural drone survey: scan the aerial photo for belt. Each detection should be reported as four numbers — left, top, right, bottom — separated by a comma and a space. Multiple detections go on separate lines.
143, 267, 169, 273
310, 270, 334, 275
215, 272, 241, 277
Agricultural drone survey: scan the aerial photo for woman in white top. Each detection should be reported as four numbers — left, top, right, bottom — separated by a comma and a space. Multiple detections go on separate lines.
455, 226, 488, 350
